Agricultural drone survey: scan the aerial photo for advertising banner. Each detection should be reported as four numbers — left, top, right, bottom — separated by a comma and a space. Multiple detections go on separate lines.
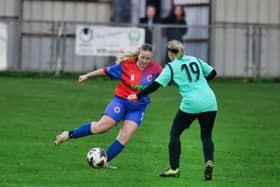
75, 26, 145, 56
0, 23, 7, 70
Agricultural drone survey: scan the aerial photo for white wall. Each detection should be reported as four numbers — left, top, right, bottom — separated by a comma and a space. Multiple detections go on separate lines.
214, 0, 280, 24
212, 0, 280, 77
0, 0, 17, 17
22, 0, 111, 22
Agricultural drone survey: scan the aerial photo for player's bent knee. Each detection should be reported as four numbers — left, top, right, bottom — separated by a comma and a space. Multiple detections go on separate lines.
91, 122, 112, 134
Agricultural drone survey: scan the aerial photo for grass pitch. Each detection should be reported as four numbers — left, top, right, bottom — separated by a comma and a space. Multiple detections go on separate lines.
0, 76, 279, 187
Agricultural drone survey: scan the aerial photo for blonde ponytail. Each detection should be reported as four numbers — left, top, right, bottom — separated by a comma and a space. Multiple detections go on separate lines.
116, 43, 154, 63
116, 49, 139, 64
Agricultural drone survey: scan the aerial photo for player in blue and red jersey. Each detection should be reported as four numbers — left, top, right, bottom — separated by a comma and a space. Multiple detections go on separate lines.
54, 44, 162, 167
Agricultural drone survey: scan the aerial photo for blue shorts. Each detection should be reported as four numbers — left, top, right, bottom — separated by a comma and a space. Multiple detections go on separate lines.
103, 96, 148, 126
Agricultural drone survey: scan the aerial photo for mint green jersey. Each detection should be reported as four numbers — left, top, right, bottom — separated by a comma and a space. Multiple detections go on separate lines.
156, 55, 217, 113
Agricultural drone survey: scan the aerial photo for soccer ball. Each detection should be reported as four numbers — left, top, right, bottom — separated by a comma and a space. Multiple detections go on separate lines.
86, 147, 107, 168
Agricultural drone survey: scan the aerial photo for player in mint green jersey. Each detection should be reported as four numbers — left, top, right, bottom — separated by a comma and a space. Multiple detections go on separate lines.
127, 40, 217, 180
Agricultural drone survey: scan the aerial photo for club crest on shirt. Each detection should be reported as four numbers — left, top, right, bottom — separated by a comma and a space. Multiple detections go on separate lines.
147, 75, 153, 82
114, 107, 121, 113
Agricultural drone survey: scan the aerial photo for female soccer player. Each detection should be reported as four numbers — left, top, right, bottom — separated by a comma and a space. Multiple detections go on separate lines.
54, 44, 162, 167
128, 40, 217, 180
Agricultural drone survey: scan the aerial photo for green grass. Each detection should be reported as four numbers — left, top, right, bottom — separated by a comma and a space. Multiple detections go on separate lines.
0, 77, 280, 187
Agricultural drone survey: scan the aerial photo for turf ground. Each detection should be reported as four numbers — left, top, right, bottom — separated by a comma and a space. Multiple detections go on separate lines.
0, 76, 279, 187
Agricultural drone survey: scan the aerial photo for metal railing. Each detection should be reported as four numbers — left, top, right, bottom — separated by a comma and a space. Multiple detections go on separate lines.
1, 19, 280, 78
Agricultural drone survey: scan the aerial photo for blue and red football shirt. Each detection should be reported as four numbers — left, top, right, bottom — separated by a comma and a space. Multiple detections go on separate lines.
103, 59, 162, 104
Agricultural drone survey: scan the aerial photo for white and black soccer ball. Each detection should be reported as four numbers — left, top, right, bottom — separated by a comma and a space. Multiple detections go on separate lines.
86, 147, 107, 168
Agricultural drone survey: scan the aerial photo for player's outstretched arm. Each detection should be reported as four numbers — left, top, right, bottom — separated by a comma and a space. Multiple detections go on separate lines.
79, 69, 106, 84
205, 69, 217, 82
127, 81, 162, 101
137, 81, 161, 97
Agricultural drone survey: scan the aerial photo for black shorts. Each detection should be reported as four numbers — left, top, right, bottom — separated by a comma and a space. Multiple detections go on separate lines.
171, 110, 217, 136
